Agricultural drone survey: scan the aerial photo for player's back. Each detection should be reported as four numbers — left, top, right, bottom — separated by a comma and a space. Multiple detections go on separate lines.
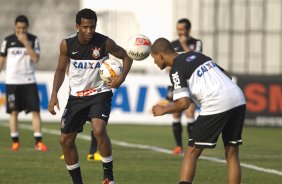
171, 51, 245, 115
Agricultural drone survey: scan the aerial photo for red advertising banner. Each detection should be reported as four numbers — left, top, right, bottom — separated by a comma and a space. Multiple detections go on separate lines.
236, 75, 282, 127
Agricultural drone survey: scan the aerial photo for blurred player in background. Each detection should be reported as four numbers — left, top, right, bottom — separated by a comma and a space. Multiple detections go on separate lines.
169, 18, 202, 155
0, 15, 48, 152
48, 9, 132, 184
152, 38, 245, 184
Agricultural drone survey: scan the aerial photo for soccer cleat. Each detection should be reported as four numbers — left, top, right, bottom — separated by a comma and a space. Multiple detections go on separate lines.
60, 154, 64, 160
94, 152, 102, 161
172, 146, 183, 155
87, 152, 102, 161
11, 142, 20, 151
102, 178, 114, 184
35, 142, 48, 152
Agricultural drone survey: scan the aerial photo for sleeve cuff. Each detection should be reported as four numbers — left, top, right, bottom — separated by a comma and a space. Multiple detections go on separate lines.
173, 87, 189, 101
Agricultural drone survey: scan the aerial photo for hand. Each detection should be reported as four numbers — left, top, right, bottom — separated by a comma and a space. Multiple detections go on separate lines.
48, 95, 60, 115
152, 104, 166, 116
17, 33, 29, 46
179, 35, 190, 52
106, 75, 125, 88
179, 35, 188, 45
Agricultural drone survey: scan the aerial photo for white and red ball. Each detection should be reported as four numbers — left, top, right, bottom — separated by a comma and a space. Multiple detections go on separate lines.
99, 58, 123, 82
126, 34, 151, 61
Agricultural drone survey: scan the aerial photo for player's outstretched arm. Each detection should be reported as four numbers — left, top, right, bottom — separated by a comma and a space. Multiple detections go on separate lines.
48, 39, 70, 115
152, 97, 190, 116
105, 38, 133, 88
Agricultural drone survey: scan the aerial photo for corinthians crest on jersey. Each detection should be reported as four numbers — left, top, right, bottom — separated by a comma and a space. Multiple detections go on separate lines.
92, 47, 101, 58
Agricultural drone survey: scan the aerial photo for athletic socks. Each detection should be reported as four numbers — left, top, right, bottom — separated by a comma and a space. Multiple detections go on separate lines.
89, 130, 97, 154
172, 122, 182, 147
179, 182, 192, 184
34, 132, 43, 144
102, 156, 114, 181
66, 163, 83, 184
12, 132, 43, 144
11, 132, 19, 143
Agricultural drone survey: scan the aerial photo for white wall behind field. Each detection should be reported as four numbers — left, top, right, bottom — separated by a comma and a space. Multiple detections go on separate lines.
81, 0, 174, 74
81, 0, 282, 75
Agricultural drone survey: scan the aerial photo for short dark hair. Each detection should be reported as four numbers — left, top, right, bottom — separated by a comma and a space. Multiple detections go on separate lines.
177, 18, 191, 30
76, 8, 97, 25
151, 38, 175, 55
15, 15, 29, 26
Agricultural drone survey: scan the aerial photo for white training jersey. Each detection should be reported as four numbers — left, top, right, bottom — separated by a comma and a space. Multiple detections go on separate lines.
170, 51, 246, 115
65, 32, 111, 97
0, 33, 40, 84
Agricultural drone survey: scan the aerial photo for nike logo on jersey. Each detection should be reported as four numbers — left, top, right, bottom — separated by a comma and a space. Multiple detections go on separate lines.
102, 114, 108, 117
172, 72, 181, 89
11, 42, 16, 46
72, 51, 79, 55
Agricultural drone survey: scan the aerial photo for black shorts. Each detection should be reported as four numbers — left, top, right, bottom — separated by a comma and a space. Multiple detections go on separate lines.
61, 91, 113, 134
188, 104, 246, 149
6, 83, 40, 114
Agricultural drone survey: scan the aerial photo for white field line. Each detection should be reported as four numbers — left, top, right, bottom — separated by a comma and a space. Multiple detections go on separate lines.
1, 123, 282, 176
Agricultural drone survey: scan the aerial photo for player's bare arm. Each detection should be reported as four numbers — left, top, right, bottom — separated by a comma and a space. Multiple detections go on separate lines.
17, 33, 39, 63
48, 39, 70, 115
0, 56, 5, 73
152, 97, 191, 116
105, 38, 133, 88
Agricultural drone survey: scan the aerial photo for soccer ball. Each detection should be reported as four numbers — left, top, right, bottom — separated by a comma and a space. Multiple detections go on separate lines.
126, 34, 151, 61
99, 58, 123, 82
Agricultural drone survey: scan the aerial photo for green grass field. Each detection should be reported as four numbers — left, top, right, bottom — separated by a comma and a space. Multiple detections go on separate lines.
0, 122, 281, 184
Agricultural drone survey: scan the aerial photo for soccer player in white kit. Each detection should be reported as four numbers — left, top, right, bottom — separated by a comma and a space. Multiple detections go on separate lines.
0, 15, 48, 152
151, 38, 246, 184
48, 9, 132, 184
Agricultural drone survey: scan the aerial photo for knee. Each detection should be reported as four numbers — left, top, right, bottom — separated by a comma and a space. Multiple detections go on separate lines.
173, 113, 181, 118
192, 150, 202, 159
60, 134, 75, 149
225, 146, 239, 161
10, 111, 18, 117
32, 112, 40, 118
186, 109, 194, 118
93, 126, 106, 139
187, 147, 203, 159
